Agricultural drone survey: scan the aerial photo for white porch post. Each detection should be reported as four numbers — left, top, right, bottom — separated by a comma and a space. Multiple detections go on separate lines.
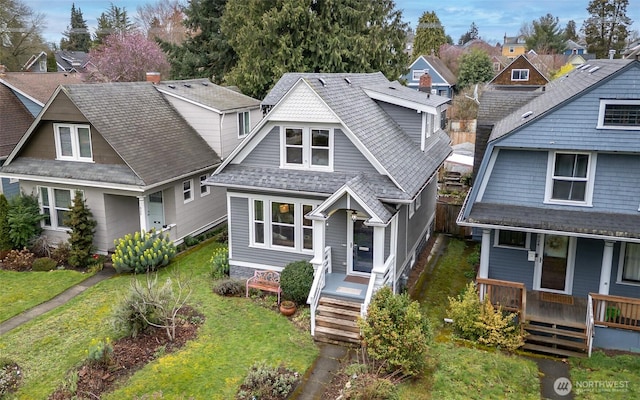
312, 219, 326, 271
479, 229, 491, 279
137, 196, 147, 232
598, 240, 614, 295
373, 225, 386, 287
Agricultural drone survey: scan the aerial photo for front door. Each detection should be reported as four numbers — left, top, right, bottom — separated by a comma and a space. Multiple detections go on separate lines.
147, 191, 164, 231
534, 234, 574, 294
350, 218, 373, 274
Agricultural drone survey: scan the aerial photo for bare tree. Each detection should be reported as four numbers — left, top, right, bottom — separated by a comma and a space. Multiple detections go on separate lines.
137, 0, 187, 44
0, 0, 47, 71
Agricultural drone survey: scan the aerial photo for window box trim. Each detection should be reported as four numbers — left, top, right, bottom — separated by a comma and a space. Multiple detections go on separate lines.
280, 126, 334, 171
511, 69, 529, 81
53, 123, 94, 162
544, 151, 596, 207
597, 99, 640, 130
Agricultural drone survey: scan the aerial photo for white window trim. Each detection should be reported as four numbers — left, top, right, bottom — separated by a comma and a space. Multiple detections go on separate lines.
53, 123, 94, 162
415, 192, 422, 210
249, 195, 321, 254
544, 151, 596, 207
617, 242, 640, 286
183, 179, 193, 203
199, 174, 210, 197
493, 230, 531, 250
237, 111, 250, 138
511, 69, 529, 81
39, 186, 82, 231
597, 99, 640, 130
280, 126, 334, 171
408, 201, 415, 218
412, 69, 428, 81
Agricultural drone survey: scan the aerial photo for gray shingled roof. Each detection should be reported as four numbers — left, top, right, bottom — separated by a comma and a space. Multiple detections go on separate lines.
1, 157, 144, 185
477, 89, 542, 126
364, 80, 450, 108
156, 79, 260, 112
59, 82, 220, 186
423, 55, 458, 85
467, 202, 640, 239
344, 174, 394, 222
490, 59, 636, 141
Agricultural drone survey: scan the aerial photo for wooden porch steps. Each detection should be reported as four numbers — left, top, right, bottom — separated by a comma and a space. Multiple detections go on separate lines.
314, 296, 362, 345
523, 317, 588, 358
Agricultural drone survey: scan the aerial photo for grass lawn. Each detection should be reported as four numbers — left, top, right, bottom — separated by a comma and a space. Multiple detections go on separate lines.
570, 351, 640, 399
0, 269, 91, 323
0, 240, 318, 399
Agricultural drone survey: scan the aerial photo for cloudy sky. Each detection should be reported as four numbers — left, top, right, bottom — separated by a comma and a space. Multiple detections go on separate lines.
27, 0, 640, 46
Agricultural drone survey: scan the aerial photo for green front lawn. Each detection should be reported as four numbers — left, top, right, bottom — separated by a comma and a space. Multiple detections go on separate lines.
570, 351, 640, 399
0, 269, 91, 323
0, 240, 318, 399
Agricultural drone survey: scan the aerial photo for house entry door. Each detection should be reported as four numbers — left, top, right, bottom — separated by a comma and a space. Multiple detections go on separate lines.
534, 234, 574, 294
350, 219, 373, 274
147, 191, 164, 231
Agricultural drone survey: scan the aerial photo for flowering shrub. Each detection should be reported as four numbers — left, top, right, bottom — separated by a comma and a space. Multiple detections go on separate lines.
111, 230, 176, 273
210, 247, 229, 280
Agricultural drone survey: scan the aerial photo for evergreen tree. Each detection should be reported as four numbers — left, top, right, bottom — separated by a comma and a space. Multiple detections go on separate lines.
564, 20, 579, 41
526, 14, 566, 54
458, 22, 479, 45
94, 4, 136, 45
220, 0, 409, 99
582, 0, 631, 58
60, 3, 91, 51
0, 194, 11, 251
65, 191, 96, 268
457, 48, 493, 88
413, 10, 447, 56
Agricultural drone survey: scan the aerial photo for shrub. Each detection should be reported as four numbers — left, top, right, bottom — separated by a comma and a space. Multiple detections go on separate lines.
358, 286, 432, 377
112, 287, 158, 337
210, 247, 229, 280
86, 338, 113, 367
236, 361, 299, 400
280, 260, 314, 305
212, 278, 245, 296
183, 235, 200, 247
447, 282, 483, 340
111, 230, 176, 273
0, 358, 22, 398
29, 234, 53, 258
343, 374, 399, 400
32, 257, 58, 271
65, 191, 97, 268
0, 194, 11, 251
6, 194, 44, 249
51, 241, 71, 265
2, 248, 35, 271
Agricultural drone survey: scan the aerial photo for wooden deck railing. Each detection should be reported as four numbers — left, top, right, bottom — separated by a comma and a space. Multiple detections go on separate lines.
476, 278, 527, 321
590, 293, 640, 331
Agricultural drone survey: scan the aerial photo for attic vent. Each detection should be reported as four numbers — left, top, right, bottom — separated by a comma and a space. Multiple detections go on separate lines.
167, 84, 176, 89
588, 66, 601, 73
183, 84, 191, 88
344, 77, 351, 85
388, 86, 396, 90
201, 82, 208, 86
581, 64, 591, 70
522, 111, 533, 119
318, 78, 326, 87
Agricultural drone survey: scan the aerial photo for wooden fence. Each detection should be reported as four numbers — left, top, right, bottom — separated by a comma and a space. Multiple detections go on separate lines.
435, 200, 471, 237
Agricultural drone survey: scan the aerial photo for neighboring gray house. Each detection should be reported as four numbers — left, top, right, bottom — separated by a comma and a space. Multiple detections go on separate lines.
458, 59, 640, 355
208, 72, 451, 343
0, 82, 225, 252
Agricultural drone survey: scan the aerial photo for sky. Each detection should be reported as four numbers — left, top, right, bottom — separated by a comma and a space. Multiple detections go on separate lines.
26, 0, 640, 47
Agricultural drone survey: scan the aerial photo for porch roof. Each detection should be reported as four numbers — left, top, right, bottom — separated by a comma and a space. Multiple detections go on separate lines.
464, 202, 640, 239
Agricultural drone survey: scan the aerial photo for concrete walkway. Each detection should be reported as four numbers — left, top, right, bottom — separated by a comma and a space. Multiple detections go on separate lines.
0, 267, 116, 335
291, 342, 356, 399
529, 356, 575, 400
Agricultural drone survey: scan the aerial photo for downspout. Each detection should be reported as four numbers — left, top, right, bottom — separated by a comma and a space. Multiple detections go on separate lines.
220, 113, 226, 159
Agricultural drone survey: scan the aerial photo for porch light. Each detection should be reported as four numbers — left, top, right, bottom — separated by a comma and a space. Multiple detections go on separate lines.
351, 210, 358, 222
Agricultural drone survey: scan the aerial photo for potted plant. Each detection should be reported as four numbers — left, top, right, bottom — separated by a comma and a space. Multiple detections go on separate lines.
279, 300, 297, 316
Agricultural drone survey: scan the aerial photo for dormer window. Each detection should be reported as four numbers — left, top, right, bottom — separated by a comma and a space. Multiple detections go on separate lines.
281, 126, 333, 170
545, 151, 595, 206
511, 69, 529, 81
54, 123, 93, 162
598, 100, 640, 130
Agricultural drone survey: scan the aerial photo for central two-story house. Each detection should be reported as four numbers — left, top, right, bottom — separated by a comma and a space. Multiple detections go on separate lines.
207, 72, 451, 343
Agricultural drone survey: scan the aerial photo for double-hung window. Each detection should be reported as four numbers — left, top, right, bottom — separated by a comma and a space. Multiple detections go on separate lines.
282, 127, 333, 170
199, 175, 210, 197
40, 187, 76, 229
598, 100, 640, 130
545, 152, 594, 205
183, 180, 193, 203
618, 242, 640, 285
251, 197, 317, 252
54, 123, 93, 161
238, 111, 250, 137
511, 69, 529, 81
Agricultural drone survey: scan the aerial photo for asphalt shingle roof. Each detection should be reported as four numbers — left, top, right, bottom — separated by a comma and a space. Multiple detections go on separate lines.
422, 55, 457, 85
156, 79, 260, 112
477, 89, 542, 126
0, 84, 32, 158
0, 72, 86, 104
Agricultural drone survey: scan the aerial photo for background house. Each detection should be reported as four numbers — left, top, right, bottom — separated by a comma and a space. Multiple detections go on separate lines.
404, 55, 457, 98
502, 34, 527, 59
487, 54, 549, 91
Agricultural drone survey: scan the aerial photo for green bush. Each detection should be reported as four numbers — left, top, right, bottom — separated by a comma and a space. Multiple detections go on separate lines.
65, 191, 97, 268
236, 361, 299, 400
111, 230, 176, 273
86, 338, 113, 367
50, 241, 71, 266
343, 374, 399, 400
0, 194, 11, 251
6, 194, 44, 249
183, 235, 200, 247
280, 260, 314, 305
32, 257, 58, 271
447, 282, 483, 340
359, 286, 432, 377
212, 278, 245, 297
210, 247, 229, 280
0, 357, 22, 398
112, 279, 165, 337
1, 248, 35, 271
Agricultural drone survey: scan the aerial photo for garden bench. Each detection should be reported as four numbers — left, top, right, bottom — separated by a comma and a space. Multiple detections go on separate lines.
246, 270, 282, 304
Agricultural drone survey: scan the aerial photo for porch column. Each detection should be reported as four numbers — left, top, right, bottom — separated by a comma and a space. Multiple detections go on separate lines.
372, 226, 385, 272
137, 196, 146, 232
598, 240, 614, 295
312, 219, 326, 271
479, 229, 491, 279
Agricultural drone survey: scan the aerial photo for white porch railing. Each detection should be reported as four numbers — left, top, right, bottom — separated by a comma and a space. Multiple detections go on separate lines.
307, 247, 331, 336
587, 294, 595, 357
361, 255, 395, 318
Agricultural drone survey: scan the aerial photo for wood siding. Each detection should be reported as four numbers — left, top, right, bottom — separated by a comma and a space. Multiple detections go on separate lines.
492, 56, 547, 86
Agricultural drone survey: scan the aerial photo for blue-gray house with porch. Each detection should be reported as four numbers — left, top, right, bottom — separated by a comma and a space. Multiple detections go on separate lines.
207, 72, 451, 343
403, 55, 457, 98
458, 59, 640, 356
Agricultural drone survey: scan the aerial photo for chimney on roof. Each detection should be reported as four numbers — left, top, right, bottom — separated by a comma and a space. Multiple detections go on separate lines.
0, 65, 6, 76
146, 72, 161, 84
418, 72, 432, 93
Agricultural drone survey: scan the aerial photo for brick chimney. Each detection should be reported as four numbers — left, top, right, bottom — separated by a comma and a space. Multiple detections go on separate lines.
146, 72, 161, 84
0, 65, 6, 77
418, 72, 432, 93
